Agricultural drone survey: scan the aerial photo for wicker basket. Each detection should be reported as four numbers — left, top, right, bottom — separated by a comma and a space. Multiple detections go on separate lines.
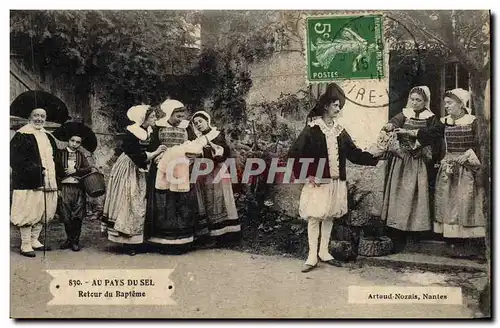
82, 171, 106, 198
330, 240, 358, 262
358, 236, 393, 257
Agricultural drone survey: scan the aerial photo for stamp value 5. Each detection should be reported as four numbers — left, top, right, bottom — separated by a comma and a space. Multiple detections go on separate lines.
306, 15, 385, 82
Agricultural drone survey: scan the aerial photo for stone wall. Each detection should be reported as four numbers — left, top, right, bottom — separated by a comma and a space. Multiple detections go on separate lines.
246, 51, 307, 105
88, 84, 120, 179
241, 13, 390, 220
10, 59, 90, 124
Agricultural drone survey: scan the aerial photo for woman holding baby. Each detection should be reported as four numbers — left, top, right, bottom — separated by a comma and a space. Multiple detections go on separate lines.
144, 99, 209, 255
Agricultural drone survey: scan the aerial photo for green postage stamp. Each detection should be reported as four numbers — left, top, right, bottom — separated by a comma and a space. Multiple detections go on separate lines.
306, 14, 385, 82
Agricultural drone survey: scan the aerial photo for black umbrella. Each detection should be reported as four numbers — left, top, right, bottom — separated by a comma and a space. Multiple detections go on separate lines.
10, 90, 70, 124
52, 122, 98, 153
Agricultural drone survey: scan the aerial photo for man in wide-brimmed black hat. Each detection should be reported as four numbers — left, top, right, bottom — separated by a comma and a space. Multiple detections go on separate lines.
53, 122, 97, 251
10, 91, 71, 257
10, 108, 61, 257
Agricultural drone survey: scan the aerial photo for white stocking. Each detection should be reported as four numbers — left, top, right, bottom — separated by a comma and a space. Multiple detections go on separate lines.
305, 218, 320, 266
20, 226, 33, 252
319, 219, 334, 261
31, 222, 44, 248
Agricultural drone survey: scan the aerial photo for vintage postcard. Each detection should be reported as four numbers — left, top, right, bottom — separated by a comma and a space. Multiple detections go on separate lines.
9, 9, 491, 319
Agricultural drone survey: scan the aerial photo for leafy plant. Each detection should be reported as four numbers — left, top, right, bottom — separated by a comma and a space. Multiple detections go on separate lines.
347, 182, 371, 210
10, 10, 283, 135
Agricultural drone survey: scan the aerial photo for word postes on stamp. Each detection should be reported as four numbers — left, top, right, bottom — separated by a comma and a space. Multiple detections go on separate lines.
306, 15, 384, 83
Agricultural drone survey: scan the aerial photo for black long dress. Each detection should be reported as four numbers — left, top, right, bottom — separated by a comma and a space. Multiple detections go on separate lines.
144, 123, 208, 253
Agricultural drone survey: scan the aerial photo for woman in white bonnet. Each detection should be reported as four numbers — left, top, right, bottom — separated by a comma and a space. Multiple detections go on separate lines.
190, 110, 241, 247
412, 88, 486, 256
382, 86, 442, 250
10, 108, 59, 257
102, 105, 166, 256
144, 99, 209, 254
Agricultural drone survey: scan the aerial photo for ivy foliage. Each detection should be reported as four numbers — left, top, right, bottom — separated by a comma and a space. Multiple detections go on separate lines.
10, 10, 281, 135
11, 10, 201, 129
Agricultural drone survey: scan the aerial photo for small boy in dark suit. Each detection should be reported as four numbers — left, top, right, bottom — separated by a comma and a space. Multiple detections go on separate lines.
55, 134, 92, 251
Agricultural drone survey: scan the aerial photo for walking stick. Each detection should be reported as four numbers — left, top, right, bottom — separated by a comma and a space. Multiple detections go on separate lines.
41, 168, 48, 259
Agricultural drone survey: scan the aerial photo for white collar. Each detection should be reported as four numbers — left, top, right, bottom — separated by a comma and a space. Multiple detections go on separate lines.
195, 128, 220, 142
126, 124, 152, 141
17, 123, 48, 135
308, 118, 344, 137
402, 107, 435, 119
440, 114, 476, 125
204, 129, 220, 142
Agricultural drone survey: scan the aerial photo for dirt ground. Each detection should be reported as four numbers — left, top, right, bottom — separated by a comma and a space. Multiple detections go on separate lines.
10, 218, 486, 319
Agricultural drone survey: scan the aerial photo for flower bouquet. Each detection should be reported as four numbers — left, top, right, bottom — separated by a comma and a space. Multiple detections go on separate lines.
376, 129, 404, 159
440, 160, 456, 182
